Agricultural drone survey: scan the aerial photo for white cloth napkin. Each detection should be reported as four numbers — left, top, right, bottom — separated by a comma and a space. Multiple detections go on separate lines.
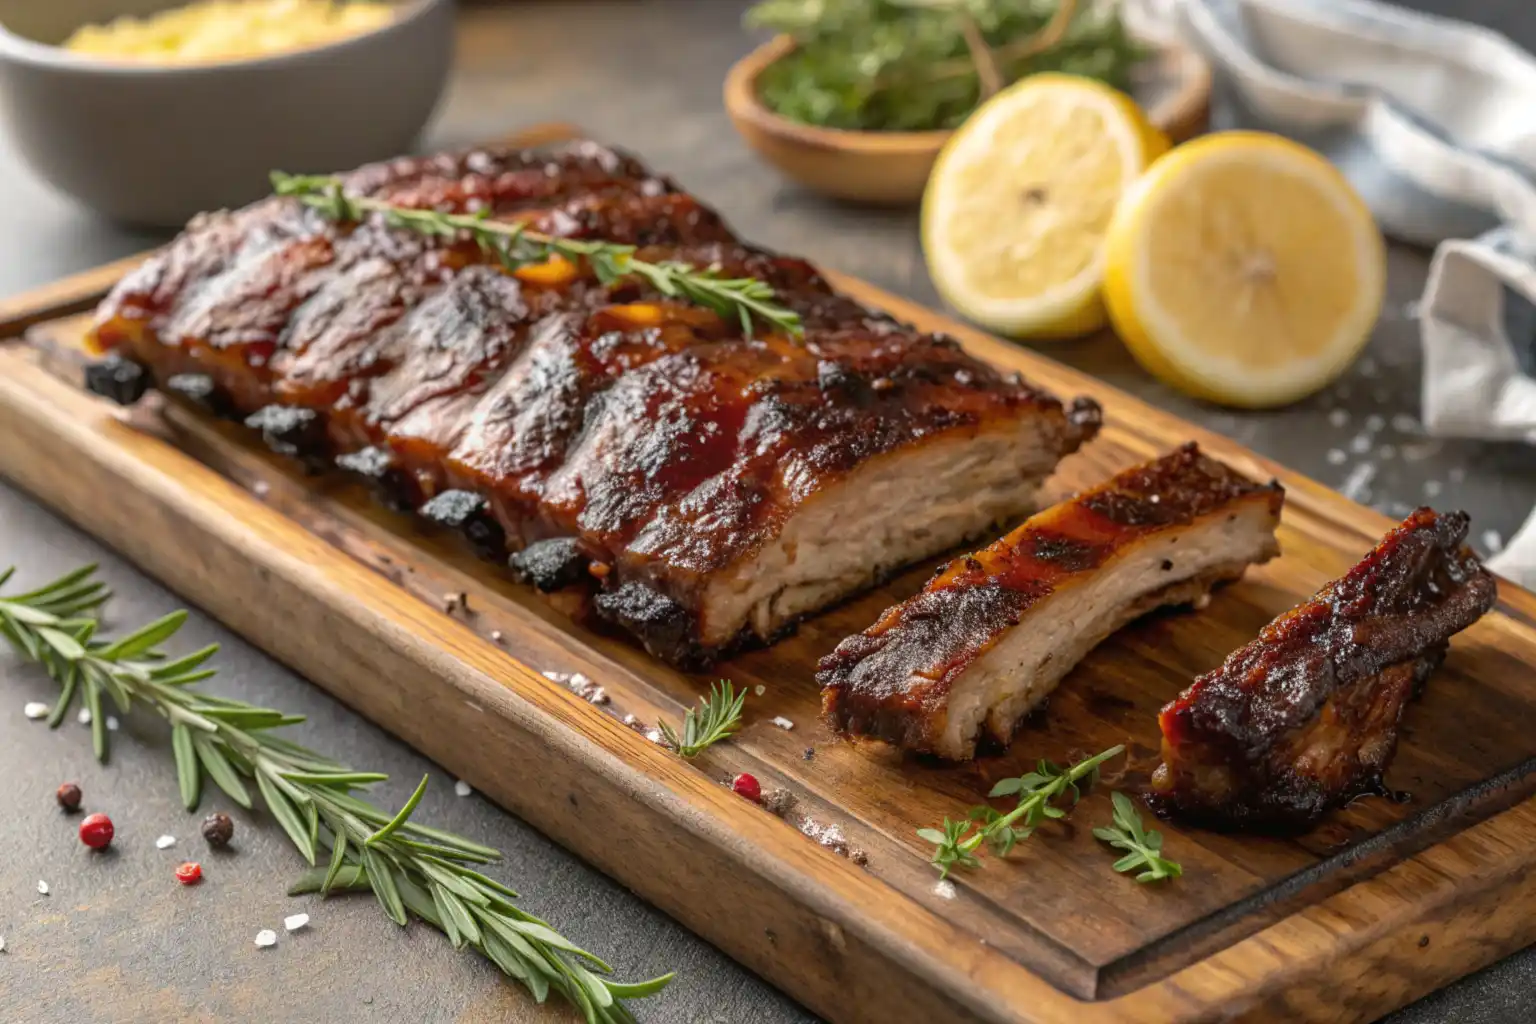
1140, 0, 1536, 585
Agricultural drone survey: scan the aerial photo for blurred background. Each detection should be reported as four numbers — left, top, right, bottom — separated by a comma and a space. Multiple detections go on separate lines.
3, 1, 1536, 1022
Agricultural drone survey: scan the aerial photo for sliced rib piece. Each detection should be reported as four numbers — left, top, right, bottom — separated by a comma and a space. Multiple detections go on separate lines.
1151, 508, 1498, 828
818, 444, 1284, 760
83, 137, 1103, 666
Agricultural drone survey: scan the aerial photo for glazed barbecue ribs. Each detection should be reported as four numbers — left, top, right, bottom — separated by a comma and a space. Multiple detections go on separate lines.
818, 444, 1284, 760
1151, 508, 1498, 828
83, 139, 1101, 666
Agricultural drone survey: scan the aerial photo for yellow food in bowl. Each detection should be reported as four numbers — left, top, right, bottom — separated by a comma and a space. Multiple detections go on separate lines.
62, 0, 397, 64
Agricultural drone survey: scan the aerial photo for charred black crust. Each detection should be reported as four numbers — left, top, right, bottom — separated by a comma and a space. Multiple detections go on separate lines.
419, 489, 507, 559
334, 447, 416, 513
163, 372, 231, 415
244, 405, 325, 460
1148, 650, 1443, 830
508, 537, 589, 592
1067, 395, 1103, 433
83, 354, 151, 406
1155, 509, 1495, 828
591, 581, 702, 667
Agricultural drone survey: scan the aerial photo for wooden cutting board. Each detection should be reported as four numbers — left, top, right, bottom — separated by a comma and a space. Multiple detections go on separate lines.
4, 126, 1536, 1024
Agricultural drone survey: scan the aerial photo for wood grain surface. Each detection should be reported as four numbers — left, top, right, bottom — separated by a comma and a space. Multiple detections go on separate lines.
4, 133, 1536, 1024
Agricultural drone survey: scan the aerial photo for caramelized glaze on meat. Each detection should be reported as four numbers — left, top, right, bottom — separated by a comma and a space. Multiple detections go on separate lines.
84, 138, 1102, 665
1151, 508, 1498, 827
819, 444, 1284, 759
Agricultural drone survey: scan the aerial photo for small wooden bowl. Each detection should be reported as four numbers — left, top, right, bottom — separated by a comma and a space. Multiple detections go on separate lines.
724, 34, 1213, 206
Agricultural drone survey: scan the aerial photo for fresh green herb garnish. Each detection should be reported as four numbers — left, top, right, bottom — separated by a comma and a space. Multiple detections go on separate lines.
1093, 790, 1183, 883
918, 745, 1122, 878
1, 564, 672, 1023
658, 680, 747, 759
270, 171, 802, 340
747, 0, 1146, 132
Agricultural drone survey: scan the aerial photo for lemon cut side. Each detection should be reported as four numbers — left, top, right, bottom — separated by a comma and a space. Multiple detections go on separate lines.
1103, 131, 1386, 408
922, 74, 1168, 340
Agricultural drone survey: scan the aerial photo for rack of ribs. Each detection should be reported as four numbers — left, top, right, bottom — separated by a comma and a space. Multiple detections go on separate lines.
818, 444, 1284, 760
82, 139, 1101, 667
1151, 508, 1498, 828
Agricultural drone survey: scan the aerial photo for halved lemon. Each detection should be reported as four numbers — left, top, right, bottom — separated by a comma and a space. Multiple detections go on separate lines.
922, 74, 1168, 339
1103, 131, 1386, 408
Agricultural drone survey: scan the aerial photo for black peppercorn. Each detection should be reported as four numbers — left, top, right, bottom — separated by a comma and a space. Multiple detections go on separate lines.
56, 782, 83, 812
201, 811, 235, 847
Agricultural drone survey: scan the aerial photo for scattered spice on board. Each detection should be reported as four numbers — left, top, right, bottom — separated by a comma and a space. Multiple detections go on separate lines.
79, 813, 114, 850
201, 812, 234, 848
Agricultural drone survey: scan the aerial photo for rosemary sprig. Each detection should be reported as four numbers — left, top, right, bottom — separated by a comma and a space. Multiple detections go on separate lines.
917, 745, 1122, 879
1093, 791, 1182, 884
657, 680, 746, 759
1, 565, 672, 1023
269, 171, 803, 340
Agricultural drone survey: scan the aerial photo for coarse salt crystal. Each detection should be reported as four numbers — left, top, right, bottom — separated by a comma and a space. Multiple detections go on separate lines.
254, 929, 277, 948
1482, 530, 1504, 554
1349, 434, 1372, 454
771, 716, 795, 731
1327, 409, 1349, 429
933, 880, 957, 900
1340, 463, 1377, 503
77, 707, 92, 725
1448, 466, 1466, 483
1365, 414, 1385, 433
106, 716, 120, 732
36, 880, 49, 895
754, 685, 766, 697
1392, 414, 1419, 434
1424, 480, 1443, 498
284, 913, 310, 932
0, 934, 6, 952
453, 780, 473, 798
1326, 449, 1347, 466
23, 702, 49, 720
156, 835, 177, 850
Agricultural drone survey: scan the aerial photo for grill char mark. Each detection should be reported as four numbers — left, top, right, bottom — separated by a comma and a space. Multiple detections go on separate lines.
85, 138, 1102, 665
1151, 508, 1498, 828
818, 443, 1284, 753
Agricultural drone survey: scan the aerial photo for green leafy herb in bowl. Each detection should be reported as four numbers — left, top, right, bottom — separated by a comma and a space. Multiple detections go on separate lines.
724, 0, 1207, 204
746, 0, 1145, 133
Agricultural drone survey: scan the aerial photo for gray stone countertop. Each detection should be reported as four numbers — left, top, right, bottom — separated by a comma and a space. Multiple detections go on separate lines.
2, 1, 1533, 1020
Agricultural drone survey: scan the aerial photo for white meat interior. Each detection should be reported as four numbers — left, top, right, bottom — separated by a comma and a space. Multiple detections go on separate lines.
938, 503, 1281, 759
698, 424, 1067, 646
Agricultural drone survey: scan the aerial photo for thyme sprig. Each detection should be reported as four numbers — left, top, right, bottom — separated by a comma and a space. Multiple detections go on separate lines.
1, 565, 672, 1023
658, 680, 746, 759
1093, 791, 1182, 884
270, 171, 803, 340
917, 745, 1122, 879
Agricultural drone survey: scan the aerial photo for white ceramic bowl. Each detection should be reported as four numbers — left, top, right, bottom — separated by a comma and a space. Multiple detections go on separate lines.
0, 0, 454, 226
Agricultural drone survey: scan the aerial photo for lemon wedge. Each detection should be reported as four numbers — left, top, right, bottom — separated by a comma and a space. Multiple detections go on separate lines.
922, 74, 1168, 339
1103, 131, 1386, 408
